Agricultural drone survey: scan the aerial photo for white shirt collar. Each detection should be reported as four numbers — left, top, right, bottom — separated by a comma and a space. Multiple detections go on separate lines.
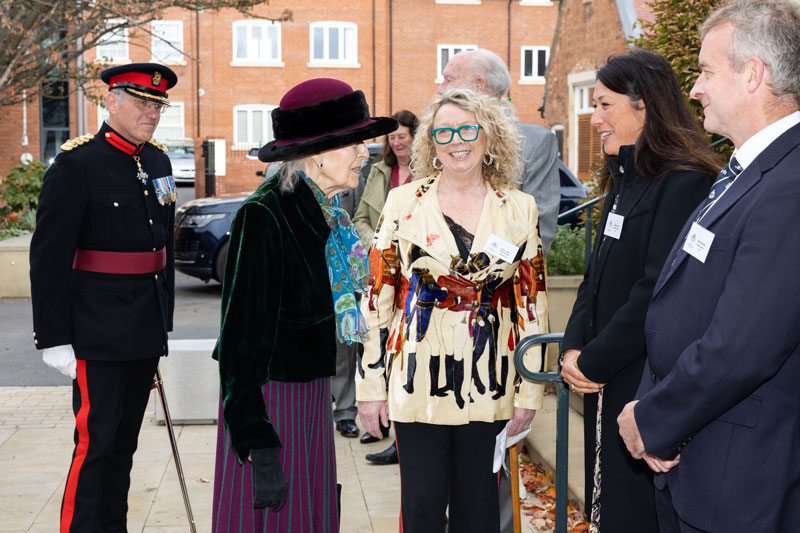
734, 111, 800, 170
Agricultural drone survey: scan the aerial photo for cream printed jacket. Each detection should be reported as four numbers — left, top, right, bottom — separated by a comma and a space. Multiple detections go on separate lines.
356, 176, 548, 424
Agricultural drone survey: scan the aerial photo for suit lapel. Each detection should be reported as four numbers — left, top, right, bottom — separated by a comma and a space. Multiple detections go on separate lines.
394, 178, 523, 281
653, 159, 764, 297
594, 177, 653, 285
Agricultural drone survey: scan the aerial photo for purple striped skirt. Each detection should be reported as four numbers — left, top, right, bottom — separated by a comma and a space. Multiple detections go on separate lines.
212, 377, 339, 532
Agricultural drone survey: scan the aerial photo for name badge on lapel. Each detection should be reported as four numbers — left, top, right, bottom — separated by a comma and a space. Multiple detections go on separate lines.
682, 222, 715, 263
603, 212, 624, 240
484, 233, 519, 263
153, 175, 177, 205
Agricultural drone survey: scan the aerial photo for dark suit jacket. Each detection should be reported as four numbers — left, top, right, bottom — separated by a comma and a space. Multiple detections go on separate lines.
562, 145, 711, 528
214, 174, 337, 462
30, 122, 175, 361
636, 122, 800, 531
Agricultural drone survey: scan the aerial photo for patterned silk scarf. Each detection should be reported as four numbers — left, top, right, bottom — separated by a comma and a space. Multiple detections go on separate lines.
300, 172, 370, 344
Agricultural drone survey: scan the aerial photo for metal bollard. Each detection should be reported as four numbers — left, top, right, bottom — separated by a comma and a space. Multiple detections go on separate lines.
514, 333, 569, 533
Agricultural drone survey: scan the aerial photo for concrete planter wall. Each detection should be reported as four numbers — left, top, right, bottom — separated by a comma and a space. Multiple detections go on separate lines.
544, 274, 582, 371
0, 234, 31, 298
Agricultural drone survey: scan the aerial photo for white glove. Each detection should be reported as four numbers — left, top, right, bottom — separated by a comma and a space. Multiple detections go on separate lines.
43, 345, 77, 380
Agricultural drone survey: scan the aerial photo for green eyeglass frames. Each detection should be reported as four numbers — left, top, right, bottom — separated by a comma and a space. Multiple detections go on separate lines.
431, 124, 482, 145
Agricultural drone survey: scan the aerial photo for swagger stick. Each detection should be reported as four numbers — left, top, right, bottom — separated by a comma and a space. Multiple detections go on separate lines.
154, 367, 197, 533
509, 444, 522, 533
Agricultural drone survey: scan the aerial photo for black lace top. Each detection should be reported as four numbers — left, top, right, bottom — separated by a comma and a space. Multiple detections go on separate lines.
443, 214, 474, 261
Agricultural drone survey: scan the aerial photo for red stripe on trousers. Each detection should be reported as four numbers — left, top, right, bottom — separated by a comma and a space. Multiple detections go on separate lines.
61, 360, 91, 533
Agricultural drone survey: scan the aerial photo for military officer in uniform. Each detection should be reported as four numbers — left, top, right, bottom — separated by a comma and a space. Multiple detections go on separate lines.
30, 63, 178, 532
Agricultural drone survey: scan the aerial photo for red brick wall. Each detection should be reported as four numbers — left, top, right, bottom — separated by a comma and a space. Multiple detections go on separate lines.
0, 1, 559, 196
542, 0, 627, 167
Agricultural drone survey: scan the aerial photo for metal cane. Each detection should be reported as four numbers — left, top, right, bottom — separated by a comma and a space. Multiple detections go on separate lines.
154, 366, 198, 533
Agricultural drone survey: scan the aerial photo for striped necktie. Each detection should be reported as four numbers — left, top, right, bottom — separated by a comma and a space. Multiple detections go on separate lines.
696, 155, 743, 222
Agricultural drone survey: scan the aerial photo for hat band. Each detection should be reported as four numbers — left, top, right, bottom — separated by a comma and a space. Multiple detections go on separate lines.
121, 87, 170, 105
273, 118, 376, 146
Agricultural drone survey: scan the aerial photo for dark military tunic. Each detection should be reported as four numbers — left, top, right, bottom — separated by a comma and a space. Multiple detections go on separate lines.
30, 121, 175, 360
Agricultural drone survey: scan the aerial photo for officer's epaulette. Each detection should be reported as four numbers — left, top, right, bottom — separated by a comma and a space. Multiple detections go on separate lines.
147, 139, 168, 153
60, 133, 94, 151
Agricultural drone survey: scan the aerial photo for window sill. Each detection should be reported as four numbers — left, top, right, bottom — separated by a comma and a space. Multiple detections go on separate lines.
307, 61, 361, 69
151, 59, 187, 66
94, 58, 130, 65
232, 143, 263, 151
230, 60, 285, 68
436, 0, 481, 4
518, 78, 546, 85
519, 0, 553, 5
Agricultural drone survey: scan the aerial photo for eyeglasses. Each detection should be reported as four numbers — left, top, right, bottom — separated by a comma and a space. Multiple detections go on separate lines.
119, 92, 168, 114
431, 124, 482, 145
131, 97, 168, 114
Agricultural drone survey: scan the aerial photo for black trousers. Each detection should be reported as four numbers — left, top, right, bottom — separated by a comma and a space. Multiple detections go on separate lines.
394, 420, 507, 533
60, 357, 159, 533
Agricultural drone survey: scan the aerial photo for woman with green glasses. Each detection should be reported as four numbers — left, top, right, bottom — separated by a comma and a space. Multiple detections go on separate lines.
357, 88, 548, 532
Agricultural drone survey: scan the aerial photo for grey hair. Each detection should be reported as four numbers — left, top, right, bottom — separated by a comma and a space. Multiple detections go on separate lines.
276, 159, 308, 193
466, 49, 512, 98
702, 0, 800, 105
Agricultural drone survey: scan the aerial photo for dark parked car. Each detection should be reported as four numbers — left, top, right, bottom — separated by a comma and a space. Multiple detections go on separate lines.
175, 152, 587, 283
174, 192, 250, 282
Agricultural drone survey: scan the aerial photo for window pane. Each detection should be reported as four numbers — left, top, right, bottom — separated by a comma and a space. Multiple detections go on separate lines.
41, 82, 69, 127
524, 50, 533, 78
343, 27, 352, 61
313, 27, 324, 59
329, 27, 339, 60
268, 26, 278, 59
252, 110, 263, 144
441, 48, 449, 73
236, 110, 248, 142
236, 26, 247, 59
537, 50, 547, 77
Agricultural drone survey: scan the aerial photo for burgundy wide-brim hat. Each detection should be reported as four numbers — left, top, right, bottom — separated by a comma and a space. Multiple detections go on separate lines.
258, 78, 398, 162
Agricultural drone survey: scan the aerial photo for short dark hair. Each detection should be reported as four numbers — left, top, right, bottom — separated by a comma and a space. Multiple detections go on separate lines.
596, 50, 721, 193
381, 110, 419, 166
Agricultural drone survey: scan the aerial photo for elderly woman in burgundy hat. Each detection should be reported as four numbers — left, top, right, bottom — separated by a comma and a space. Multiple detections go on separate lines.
211, 78, 397, 532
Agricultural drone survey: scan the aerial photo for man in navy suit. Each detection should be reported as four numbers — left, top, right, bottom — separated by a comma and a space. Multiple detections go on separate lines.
617, 1, 800, 531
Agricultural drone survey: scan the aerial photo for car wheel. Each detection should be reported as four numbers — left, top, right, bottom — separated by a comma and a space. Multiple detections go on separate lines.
213, 241, 229, 283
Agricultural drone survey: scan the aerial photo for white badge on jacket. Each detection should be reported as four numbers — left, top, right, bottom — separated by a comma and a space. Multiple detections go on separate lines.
484, 233, 519, 263
603, 212, 624, 240
683, 222, 715, 263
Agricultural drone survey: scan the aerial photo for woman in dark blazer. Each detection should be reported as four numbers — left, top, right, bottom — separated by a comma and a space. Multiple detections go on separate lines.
560, 50, 721, 531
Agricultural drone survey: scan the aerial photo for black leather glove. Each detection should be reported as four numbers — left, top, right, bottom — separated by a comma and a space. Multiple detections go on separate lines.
250, 448, 289, 511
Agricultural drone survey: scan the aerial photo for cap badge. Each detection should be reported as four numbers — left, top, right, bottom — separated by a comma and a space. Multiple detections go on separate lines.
152, 71, 162, 87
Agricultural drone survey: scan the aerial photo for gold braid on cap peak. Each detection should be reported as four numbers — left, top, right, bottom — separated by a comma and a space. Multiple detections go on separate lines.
147, 139, 168, 152
125, 87, 170, 104
60, 133, 94, 151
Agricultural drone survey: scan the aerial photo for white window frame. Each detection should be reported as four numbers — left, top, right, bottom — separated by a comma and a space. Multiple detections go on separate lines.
96, 19, 129, 63
154, 102, 186, 142
519, 0, 554, 6
151, 20, 184, 65
233, 104, 276, 150
308, 21, 359, 68
232, 20, 283, 66
567, 70, 597, 173
436, 44, 477, 82
436, 0, 481, 4
520, 46, 549, 84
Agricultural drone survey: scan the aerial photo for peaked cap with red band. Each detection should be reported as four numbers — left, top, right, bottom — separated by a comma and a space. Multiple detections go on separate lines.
101, 63, 177, 104
258, 78, 398, 162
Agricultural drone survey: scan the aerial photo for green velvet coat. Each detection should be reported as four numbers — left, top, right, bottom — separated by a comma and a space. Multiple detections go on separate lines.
213, 174, 337, 463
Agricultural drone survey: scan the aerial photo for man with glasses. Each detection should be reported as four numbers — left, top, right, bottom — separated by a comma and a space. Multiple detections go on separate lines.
30, 63, 178, 531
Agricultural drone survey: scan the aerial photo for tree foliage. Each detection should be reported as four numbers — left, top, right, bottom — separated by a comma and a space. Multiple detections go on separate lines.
633, 0, 723, 133
0, 0, 292, 109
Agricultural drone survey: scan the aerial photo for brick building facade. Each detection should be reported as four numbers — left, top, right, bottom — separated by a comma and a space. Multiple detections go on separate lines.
0, 0, 560, 196
541, 0, 653, 181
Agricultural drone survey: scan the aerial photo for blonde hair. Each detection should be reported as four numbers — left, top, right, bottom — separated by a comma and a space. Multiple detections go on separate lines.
411, 89, 521, 190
